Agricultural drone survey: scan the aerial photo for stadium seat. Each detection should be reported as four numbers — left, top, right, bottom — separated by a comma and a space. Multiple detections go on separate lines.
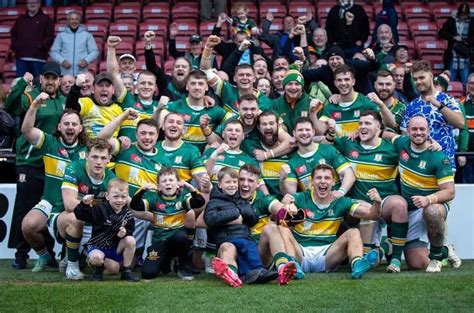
174, 36, 190, 52
416, 40, 447, 57
409, 21, 438, 38
54, 23, 68, 35
261, 41, 273, 56
114, 3, 141, 21
259, 2, 287, 21
85, 4, 112, 22
2, 82, 11, 95
0, 24, 12, 39
0, 42, 9, 59
114, 40, 135, 57
109, 21, 138, 40
430, 3, 456, 22
0, 7, 22, 23
56, 6, 82, 22
174, 19, 198, 36
143, 3, 170, 21
99, 60, 107, 72
447, 81, 464, 98
267, 18, 283, 33
288, 1, 315, 18
164, 59, 174, 75
403, 3, 431, 22
172, 2, 199, 20
3, 62, 16, 81
136, 39, 165, 60
362, 4, 374, 20
42, 6, 55, 21
139, 21, 168, 40
397, 21, 409, 40
317, 3, 333, 21
422, 54, 444, 75
85, 22, 108, 39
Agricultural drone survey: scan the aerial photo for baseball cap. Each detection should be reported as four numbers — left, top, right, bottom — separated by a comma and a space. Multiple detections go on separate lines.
119, 54, 136, 62
94, 73, 113, 85
41, 62, 61, 77
189, 34, 202, 43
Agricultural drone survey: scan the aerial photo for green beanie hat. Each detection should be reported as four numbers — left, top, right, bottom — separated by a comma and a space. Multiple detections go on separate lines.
283, 69, 305, 87
434, 75, 449, 91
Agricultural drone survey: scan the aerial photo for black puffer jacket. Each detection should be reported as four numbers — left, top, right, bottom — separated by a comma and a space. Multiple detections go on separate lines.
204, 187, 258, 247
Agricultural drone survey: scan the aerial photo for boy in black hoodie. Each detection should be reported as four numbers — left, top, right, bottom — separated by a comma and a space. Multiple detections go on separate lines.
74, 178, 138, 282
204, 167, 291, 287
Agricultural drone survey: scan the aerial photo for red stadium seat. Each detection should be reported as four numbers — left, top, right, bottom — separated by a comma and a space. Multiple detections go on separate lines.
136, 39, 165, 60
409, 21, 438, 38
267, 18, 283, 33
403, 4, 431, 22
164, 59, 174, 75
0, 7, 22, 23
2, 82, 11, 95
85, 4, 112, 22
109, 21, 138, 40
172, 2, 199, 20
397, 21, 409, 39
0, 24, 12, 39
135, 61, 149, 71
139, 21, 168, 41
261, 41, 273, 56
54, 23, 68, 35
56, 6, 82, 22
85, 22, 108, 39
447, 81, 464, 98
87, 62, 98, 75
143, 3, 170, 21
200, 21, 228, 38
42, 6, 55, 21
115, 40, 135, 57
423, 54, 444, 75
317, 3, 333, 21
174, 36, 190, 52
288, 2, 315, 18
416, 40, 447, 56
174, 19, 198, 36
0, 42, 9, 59
430, 3, 456, 22
259, 2, 287, 20
99, 60, 107, 72
3, 62, 16, 81
114, 3, 141, 21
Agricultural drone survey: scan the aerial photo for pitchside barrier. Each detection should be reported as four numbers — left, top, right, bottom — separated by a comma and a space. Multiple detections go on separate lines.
0, 184, 473, 259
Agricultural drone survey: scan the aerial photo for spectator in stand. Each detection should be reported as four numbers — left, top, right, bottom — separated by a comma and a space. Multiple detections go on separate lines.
200, 0, 226, 22
120, 73, 136, 94
309, 28, 330, 59
60, 74, 75, 96
11, 0, 54, 77
50, 11, 98, 77
370, 0, 399, 47
119, 54, 138, 80
458, 73, 474, 183
168, 23, 217, 70
371, 24, 397, 65
325, 0, 369, 59
259, 12, 317, 62
230, 3, 258, 37
439, 2, 474, 86
79, 71, 94, 97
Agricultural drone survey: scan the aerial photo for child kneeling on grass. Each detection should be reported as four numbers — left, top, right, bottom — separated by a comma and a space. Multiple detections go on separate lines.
74, 179, 139, 282
204, 167, 279, 288
130, 167, 206, 281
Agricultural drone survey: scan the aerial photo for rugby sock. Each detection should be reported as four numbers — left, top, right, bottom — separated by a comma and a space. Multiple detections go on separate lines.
429, 245, 445, 261
65, 233, 81, 262
228, 264, 238, 275
35, 247, 50, 260
390, 222, 408, 261
350, 256, 362, 269
274, 252, 291, 269
363, 243, 376, 255
186, 227, 196, 247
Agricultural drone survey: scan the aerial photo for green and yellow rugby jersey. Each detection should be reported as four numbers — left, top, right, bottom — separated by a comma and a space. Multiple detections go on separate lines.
114, 143, 171, 196
60, 159, 116, 214
320, 93, 379, 136
215, 80, 273, 114
393, 136, 454, 211
34, 132, 87, 212
143, 189, 192, 242
250, 190, 278, 242
155, 140, 207, 182
213, 115, 261, 156
164, 97, 233, 152
286, 144, 350, 191
334, 137, 399, 202
292, 190, 359, 247
387, 97, 405, 129
202, 148, 262, 186
272, 92, 312, 134
118, 90, 158, 142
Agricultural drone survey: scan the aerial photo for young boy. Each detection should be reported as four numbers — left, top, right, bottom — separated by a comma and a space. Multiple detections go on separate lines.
204, 167, 285, 288
130, 167, 206, 281
231, 3, 258, 36
74, 179, 138, 282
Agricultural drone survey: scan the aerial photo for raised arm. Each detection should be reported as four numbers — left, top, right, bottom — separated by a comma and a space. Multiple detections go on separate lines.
168, 23, 185, 59
65, 74, 85, 112
98, 108, 138, 147
4, 72, 33, 115
106, 35, 126, 99
351, 188, 382, 220
367, 92, 398, 130
21, 92, 50, 145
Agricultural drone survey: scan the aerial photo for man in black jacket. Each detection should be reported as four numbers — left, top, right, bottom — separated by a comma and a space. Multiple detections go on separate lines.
204, 167, 283, 287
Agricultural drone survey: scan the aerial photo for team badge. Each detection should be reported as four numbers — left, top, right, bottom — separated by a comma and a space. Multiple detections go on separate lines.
442, 158, 450, 165
78, 183, 89, 194
349, 150, 359, 158
327, 209, 335, 217
301, 111, 308, 117
318, 159, 326, 164
374, 154, 382, 162
418, 160, 426, 169
332, 112, 342, 120
147, 250, 160, 261
400, 150, 409, 161
296, 164, 307, 175
18, 174, 26, 183
155, 164, 162, 171
354, 110, 360, 118
217, 155, 225, 161
238, 161, 245, 166
131, 153, 142, 164
175, 202, 182, 209
174, 156, 182, 164
79, 151, 86, 159
182, 114, 191, 122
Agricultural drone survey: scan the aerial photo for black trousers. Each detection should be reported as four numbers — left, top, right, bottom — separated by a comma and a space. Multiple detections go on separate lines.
8, 166, 55, 260
142, 229, 190, 279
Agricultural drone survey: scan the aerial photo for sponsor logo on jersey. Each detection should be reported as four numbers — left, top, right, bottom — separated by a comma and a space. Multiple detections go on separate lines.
296, 164, 307, 175
327, 209, 335, 217
332, 112, 342, 120
217, 155, 225, 161
131, 153, 142, 164
134, 102, 143, 110
349, 150, 359, 158
234, 100, 239, 109
156, 203, 166, 211
58, 147, 68, 157
182, 114, 191, 122
418, 160, 426, 169
304, 209, 314, 219
400, 150, 409, 161
78, 183, 89, 194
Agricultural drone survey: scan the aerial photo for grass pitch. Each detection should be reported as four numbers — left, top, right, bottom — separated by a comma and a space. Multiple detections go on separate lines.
0, 260, 473, 312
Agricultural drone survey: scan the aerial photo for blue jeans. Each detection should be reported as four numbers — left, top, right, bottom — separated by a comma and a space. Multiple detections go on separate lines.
449, 62, 470, 86
15, 59, 45, 78
226, 237, 263, 276
0, 0, 15, 7
461, 156, 474, 183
